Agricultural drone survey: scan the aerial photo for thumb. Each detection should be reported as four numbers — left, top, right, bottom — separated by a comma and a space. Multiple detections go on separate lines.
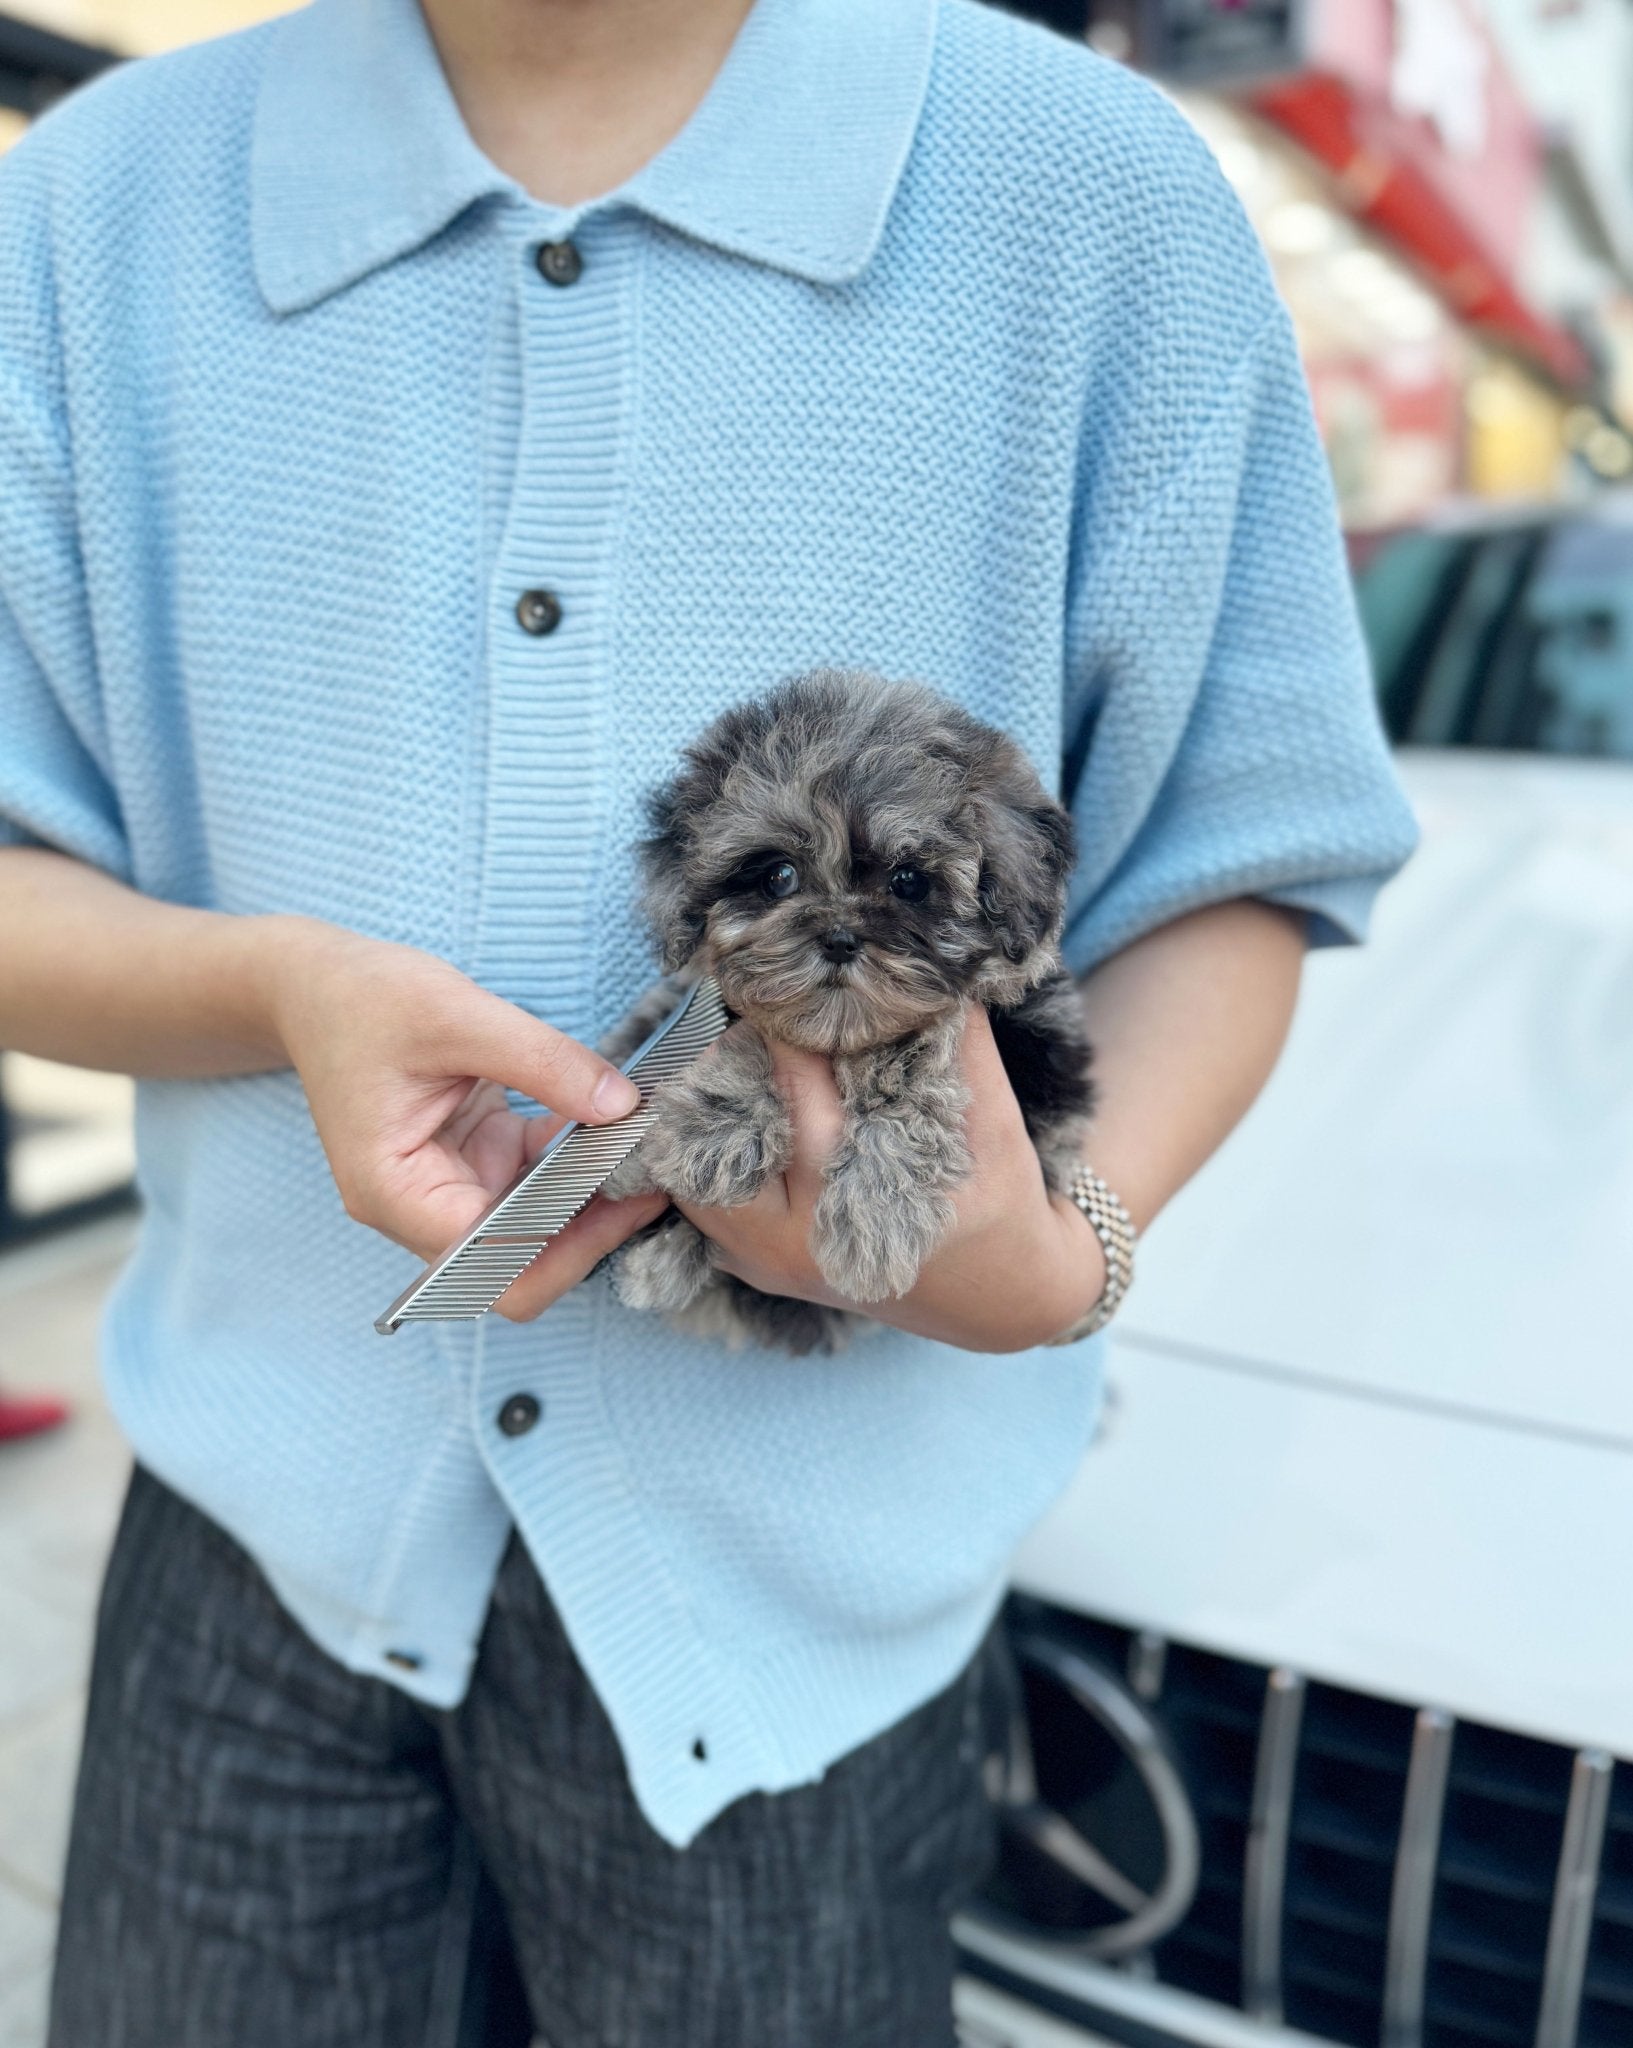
456, 989, 640, 1125
765, 1037, 845, 1198
956, 1001, 1027, 1150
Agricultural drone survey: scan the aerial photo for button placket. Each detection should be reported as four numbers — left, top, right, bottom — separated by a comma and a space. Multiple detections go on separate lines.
513, 228, 586, 642
474, 211, 628, 1148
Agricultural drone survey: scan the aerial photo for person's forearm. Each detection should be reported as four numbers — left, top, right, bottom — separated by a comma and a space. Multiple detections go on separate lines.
0, 847, 294, 1077
0, 844, 658, 1302
1073, 899, 1306, 1233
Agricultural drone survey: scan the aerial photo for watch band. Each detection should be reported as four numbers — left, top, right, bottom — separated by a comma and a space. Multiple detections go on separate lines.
1046, 1162, 1137, 1344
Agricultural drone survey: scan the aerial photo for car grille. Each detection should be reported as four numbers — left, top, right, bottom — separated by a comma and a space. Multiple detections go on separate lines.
980, 1601, 1633, 2048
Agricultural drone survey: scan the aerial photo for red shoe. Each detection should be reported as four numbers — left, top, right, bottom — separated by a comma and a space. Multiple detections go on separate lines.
0, 1393, 71, 1443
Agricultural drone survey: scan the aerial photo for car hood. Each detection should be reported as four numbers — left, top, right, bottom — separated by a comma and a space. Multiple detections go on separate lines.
1124, 748, 1633, 1447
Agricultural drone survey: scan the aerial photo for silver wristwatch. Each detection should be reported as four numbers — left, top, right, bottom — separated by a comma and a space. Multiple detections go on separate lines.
1046, 1162, 1137, 1344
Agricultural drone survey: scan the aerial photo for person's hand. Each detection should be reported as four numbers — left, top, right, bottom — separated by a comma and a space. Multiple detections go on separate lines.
677, 1005, 1106, 1353
267, 919, 666, 1319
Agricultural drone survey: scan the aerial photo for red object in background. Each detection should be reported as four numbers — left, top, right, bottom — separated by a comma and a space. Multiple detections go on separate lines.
0, 1392, 71, 1443
1249, 0, 1590, 387
1306, 346, 1464, 438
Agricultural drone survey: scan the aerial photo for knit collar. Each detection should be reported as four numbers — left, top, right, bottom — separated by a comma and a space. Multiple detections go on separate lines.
251, 0, 939, 314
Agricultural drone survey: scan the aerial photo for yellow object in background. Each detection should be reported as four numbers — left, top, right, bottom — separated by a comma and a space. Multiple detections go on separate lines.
3, 0, 294, 58
1464, 360, 1568, 503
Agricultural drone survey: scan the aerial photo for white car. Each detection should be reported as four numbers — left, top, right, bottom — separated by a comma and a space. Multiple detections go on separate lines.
957, 495, 1633, 2048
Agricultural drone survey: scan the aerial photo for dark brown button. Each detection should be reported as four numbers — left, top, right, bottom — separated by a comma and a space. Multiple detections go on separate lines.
515, 589, 562, 637
536, 240, 583, 287
497, 1393, 541, 1437
384, 1649, 423, 1671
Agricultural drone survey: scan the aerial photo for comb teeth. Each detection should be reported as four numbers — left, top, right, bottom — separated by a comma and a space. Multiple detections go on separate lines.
374, 977, 731, 1333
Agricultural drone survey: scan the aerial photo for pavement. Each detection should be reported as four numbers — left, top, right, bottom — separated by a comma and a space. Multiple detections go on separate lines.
0, 1216, 135, 2048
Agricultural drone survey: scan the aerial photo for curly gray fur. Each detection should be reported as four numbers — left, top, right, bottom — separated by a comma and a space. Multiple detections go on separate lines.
600, 670, 1095, 1355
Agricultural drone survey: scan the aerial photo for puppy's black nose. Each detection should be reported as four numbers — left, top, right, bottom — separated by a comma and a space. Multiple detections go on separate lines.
819, 926, 861, 962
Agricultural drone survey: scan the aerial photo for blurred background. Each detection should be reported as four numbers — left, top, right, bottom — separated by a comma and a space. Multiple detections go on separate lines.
2, 8, 1631, 2048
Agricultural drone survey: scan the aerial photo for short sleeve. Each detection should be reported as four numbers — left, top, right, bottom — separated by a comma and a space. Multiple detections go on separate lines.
0, 147, 131, 881
1058, 304, 1419, 976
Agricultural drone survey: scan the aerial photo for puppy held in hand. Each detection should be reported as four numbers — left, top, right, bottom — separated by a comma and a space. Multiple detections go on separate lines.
600, 669, 1095, 1355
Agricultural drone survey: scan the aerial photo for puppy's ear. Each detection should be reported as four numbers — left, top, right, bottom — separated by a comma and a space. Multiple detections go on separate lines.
975, 777, 1076, 969
639, 696, 778, 969
638, 778, 708, 971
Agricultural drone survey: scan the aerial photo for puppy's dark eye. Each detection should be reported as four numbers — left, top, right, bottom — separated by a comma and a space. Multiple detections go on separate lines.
888, 866, 930, 903
761, 860, 800, 901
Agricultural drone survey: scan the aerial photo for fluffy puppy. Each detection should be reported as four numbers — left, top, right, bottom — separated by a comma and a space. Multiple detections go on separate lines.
600, 669, 1095, 1355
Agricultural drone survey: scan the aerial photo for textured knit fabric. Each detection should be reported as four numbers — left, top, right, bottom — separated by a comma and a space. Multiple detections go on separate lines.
0, 0, 1416, 1846
54, 1467, 1006, 2048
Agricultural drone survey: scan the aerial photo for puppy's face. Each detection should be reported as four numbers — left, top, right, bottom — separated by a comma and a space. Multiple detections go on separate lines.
641, 673, 1074, 1056
696, 828, 975, 1056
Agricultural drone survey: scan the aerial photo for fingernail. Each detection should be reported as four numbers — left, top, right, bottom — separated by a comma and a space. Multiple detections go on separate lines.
593, 1070, 641, 1118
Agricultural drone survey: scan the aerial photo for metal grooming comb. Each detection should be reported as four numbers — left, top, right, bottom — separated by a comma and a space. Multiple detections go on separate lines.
374, 975, 731, 1334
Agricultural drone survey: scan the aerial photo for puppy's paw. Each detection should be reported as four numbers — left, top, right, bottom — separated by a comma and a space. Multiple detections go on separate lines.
641, 1055, 790, 1209
609, 1217, 715, 1313
643, 1114, 777, 1208
811, 1171, 953, 1303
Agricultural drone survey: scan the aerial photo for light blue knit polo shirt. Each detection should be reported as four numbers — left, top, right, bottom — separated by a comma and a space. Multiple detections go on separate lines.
0, 0, 1416, 1844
